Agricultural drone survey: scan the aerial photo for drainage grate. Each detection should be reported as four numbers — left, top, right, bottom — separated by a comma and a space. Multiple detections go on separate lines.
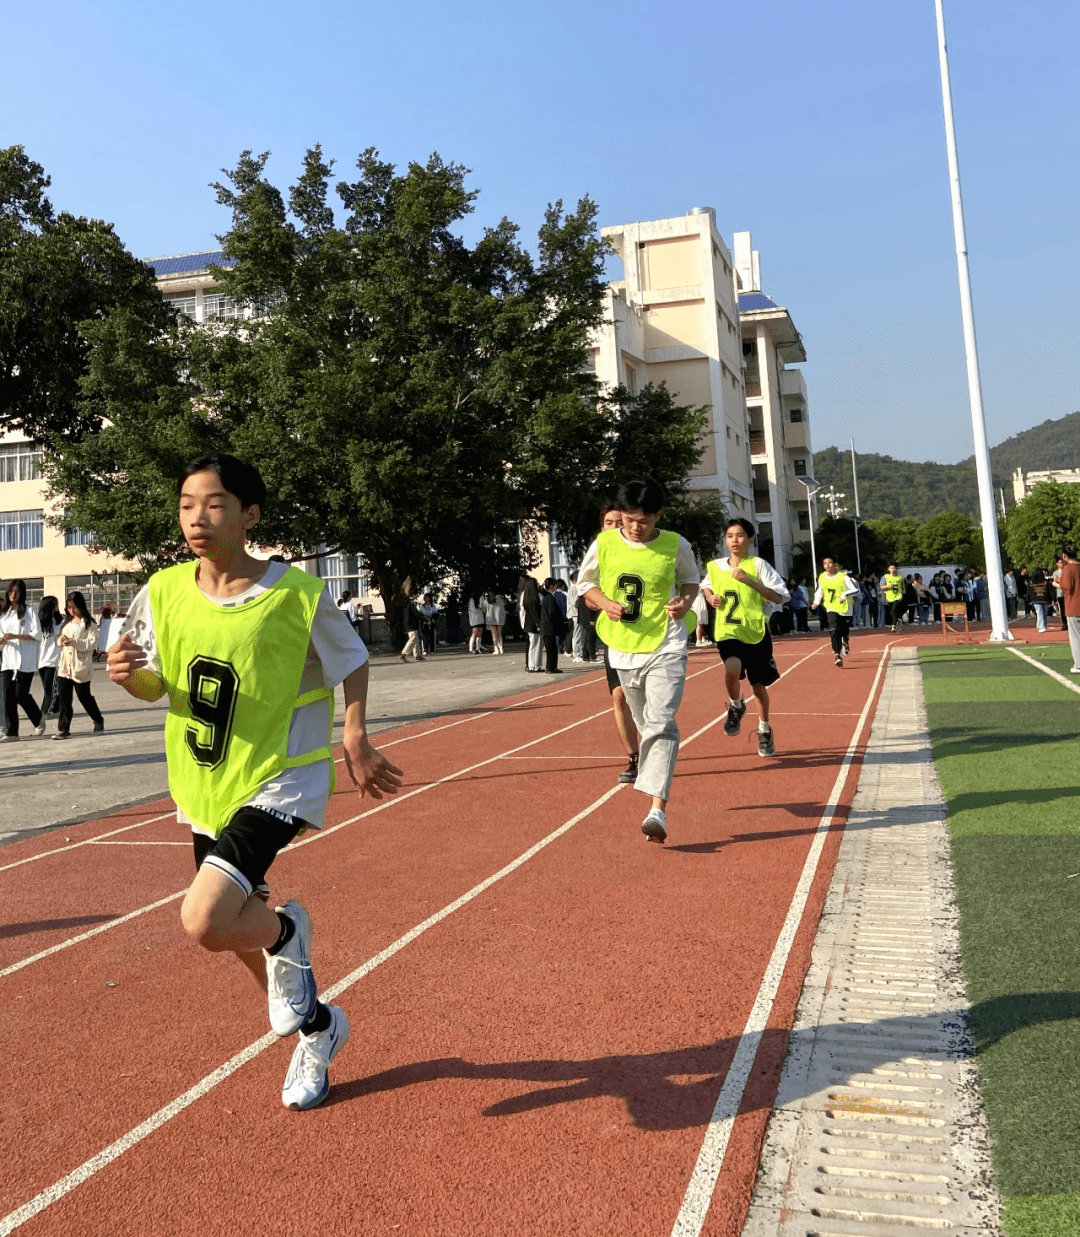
741, 648, 1001, 1237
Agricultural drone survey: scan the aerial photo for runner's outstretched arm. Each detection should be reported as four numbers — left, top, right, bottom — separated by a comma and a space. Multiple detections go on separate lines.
342, 660, 403, 800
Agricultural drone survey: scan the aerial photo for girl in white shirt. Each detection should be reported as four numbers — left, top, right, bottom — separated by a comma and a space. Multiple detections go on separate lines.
0, 579, 45, 740
37, 596, 64, 717
53, 591, 106, 739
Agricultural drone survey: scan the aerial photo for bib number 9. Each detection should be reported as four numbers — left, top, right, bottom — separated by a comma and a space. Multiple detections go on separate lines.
616, 573, 645, 623
185, 656, 239, 769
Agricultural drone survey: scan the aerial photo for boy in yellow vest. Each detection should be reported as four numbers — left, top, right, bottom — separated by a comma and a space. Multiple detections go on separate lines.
814, 555, 860, 667
881, 563, 904, 631
107, 454, 402, 1110
701, 518, 789, 757
576, 479, 699, 843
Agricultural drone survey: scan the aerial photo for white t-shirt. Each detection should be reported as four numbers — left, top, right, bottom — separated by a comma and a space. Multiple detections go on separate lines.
120, 561, 368, 834
0, 606, 41, 673
575, 531, 701, 670
39, 614, 63, 669
700, 556, 790, 617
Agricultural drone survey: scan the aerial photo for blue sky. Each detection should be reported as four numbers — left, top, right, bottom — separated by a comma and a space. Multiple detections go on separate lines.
3, 0, 1076, 463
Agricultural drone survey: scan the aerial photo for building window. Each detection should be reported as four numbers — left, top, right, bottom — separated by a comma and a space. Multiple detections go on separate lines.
164, 290, 197, 319
799, 511, 811, 531
624, 364, 638, 396
202, 288, 244, 320
726, 426, 731, 439
0, 442, 43, 483
742, 341, 756, 357
64, 573, 140, 615
315, 550, 368, 600
65, 526, 95, 547
735, 434, 740, 447
0, 509, 43, 550
794, 459, 807, 476
789, 408, 803, 423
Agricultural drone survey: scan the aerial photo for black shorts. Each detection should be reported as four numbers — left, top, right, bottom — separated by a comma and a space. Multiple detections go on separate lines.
603, 645, 620, 695
192, 806, 304, 900
715, 631, 780, 688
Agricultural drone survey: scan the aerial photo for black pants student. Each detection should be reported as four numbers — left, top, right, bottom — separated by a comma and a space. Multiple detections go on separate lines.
56, 676, 104, 734
542, 630, 560, 672
2, 670, 42, 736
38, 665, 58, 715
827, 612, 850, 658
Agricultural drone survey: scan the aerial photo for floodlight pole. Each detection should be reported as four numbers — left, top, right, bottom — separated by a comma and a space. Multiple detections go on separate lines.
934, 0, 1011, 640
798, 476, 822, 584
850, 438, 862, 574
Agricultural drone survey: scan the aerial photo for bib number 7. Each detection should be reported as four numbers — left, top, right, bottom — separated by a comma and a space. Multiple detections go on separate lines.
185, 656, 239, 769
616, 573, 645, 623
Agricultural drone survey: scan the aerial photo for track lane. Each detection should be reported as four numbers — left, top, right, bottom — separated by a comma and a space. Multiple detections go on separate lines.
5, 636, 897, 1234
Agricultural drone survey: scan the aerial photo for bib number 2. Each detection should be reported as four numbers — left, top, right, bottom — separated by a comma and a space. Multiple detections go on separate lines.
185, 656, 239, 769
617, 573, 645, 623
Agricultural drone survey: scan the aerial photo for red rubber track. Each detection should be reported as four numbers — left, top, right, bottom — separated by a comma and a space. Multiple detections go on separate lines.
2, 633, 906, 1236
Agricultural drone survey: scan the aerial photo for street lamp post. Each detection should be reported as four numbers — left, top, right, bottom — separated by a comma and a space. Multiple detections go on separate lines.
797, 475, 822, 582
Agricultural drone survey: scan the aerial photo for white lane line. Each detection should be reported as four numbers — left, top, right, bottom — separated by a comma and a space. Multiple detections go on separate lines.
88, 841, 190, 846
670, 642, 893, 1237
0, 893, 186, 981
0, 648, 824, 1231
0, 784, 626, 1237
1007, 646, 1080, 695
0, 813, 177, 874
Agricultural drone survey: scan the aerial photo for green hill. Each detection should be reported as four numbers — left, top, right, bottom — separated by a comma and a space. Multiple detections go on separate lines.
813, 411, 1080, 521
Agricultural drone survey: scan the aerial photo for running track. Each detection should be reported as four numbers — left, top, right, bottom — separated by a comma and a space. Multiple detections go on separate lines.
2, 632, 907, 1236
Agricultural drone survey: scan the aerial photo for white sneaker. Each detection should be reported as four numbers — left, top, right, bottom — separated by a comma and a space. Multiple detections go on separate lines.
282, 1005, 350, 1111
33, 721, 46, 736
641, 808, 667, 844
265, 901, 317, 1037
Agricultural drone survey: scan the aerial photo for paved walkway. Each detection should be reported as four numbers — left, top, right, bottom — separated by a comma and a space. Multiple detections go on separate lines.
0, 642, 594, 846
743, 645, 1001, 1236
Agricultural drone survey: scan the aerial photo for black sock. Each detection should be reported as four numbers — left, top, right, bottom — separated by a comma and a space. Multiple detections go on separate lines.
266, 910, 295, 956
302, 1002, 331, 1035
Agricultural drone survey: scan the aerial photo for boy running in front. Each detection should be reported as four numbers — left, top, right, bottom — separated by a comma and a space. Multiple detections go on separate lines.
881, 563, 904, 631
577, 479, 699, 844
701, 518, 789, 757
107, 454, 402, 1111
814, 556, 860, 667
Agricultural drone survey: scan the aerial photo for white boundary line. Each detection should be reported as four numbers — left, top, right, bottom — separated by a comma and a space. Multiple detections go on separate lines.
1007, 646, 1080, 695
0, 893, 186, 981
0, 648, 836, 1234
670, 641, 894, 1237
0, 813, 177, 874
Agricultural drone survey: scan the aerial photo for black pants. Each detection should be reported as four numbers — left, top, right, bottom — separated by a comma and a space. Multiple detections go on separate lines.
38, 665, 58, 714
3, 670, 42, 735
828, 612, 850, 657
57, 676, 104, 733
542, 631, 559, 672
581, 621, 597, 661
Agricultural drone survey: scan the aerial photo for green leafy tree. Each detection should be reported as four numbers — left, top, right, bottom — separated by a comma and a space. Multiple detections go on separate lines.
915, 511, 979, 566
45, 146, 705, 639
0, 146, 169, 441
1004, 481, 1080, 570
863, 514, 921, 566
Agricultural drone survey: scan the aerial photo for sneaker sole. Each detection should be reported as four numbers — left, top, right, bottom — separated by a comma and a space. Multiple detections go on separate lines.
285, 1014, 351, 1111
641, 821, 667, 844
618, 772, 637, 784
723, 707, 746, 737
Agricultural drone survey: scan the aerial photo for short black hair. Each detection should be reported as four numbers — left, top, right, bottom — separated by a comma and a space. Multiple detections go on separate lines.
180, 453, 266, 511
1060, 543, 1077, 559
725, 517, 756, 539
614, 478, 664, 515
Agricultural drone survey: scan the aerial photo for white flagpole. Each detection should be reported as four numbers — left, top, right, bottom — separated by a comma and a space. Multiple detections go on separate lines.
934, 0, 1011, 639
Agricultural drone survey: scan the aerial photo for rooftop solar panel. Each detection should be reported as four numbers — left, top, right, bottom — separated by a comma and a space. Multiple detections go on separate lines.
143, 250, 238, 276
738, 292, 780, 312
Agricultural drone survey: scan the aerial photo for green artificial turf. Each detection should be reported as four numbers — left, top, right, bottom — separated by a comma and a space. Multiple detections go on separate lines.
920, 646, 1080, 1229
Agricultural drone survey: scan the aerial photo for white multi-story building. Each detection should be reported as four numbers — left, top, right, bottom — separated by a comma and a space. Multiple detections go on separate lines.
584, 211, 814, 574
1012, 467, 1080, 504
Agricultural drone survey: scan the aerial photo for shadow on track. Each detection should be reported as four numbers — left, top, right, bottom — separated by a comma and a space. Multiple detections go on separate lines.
0, 914, 116, 940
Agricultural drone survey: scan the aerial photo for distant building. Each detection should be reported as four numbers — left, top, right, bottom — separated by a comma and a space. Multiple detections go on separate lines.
1012, 467, 1080, 504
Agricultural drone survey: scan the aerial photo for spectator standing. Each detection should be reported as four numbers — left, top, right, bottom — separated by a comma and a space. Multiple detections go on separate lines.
574, 579, 597, 663
419, 593, 438, 655
443, 594, 464, 646
466, 594, 486, 654
540, 579, 565, 673
902, 574, 918, 625
519, 577, 543, 672
0, 579, 46, 741
1053, 558, 1068, 630
912, 574, 930, 624
1003, 569, 1018, 620
37, 595, 64, 717
53, 591, 105, 739
568, 572, 585, 662
1060, 546, 1080, 672
553, 579, 569, 652
483, 591, 506, 655
337, 592, 359, 633
789, 578, 810, 632
400, 591, 425, 662
974, 572, 989, 621
1028, 569, 1052, 633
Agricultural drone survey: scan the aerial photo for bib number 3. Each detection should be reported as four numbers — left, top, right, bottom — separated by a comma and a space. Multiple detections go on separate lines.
617, 573, 645, 623
185, 656, 239, 769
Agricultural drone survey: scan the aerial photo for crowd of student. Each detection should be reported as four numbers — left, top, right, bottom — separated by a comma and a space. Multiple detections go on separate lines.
0, 583, 106, 741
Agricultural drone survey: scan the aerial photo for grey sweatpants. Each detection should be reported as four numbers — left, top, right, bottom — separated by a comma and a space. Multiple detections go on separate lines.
617, 649, 688, 801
